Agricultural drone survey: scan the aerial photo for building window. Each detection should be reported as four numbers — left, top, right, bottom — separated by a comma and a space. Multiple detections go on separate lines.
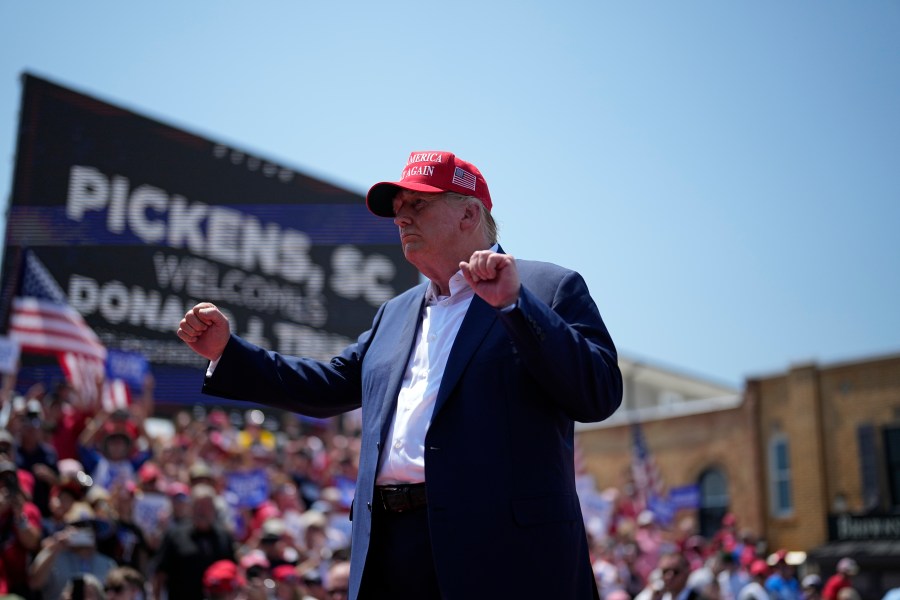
768, 434, 794, 517
884, 426, 900, 509
698, 468, 729, 538
859, 424, 881, 510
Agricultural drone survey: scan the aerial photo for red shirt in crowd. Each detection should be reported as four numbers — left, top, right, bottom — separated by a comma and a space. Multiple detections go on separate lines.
0, 500, 42, 594
51, 407, 91, 460
822, 573, 852, 600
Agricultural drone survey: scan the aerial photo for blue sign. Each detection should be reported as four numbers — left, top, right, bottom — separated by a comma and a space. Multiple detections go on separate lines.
106, 349, 150, 389
225, 469, 270, 509
648, 494, 675, 525
669, 484, 701, 510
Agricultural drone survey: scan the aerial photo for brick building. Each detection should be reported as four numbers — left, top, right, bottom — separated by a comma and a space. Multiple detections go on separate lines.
576, 352, 900, 597
751, 353, 900, 596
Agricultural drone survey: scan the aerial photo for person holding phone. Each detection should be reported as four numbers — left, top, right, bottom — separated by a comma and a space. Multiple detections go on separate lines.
29, 501, 117, 600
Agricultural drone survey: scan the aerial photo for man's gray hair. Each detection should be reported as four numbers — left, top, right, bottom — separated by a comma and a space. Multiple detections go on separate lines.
443, 192, 499, 245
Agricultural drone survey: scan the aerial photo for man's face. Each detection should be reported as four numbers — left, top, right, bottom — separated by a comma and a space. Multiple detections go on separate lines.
0, 470, 20, 506
324, 564, 350, 599
18, 413, 42, 439
192, 496, 217, 530
104, 435, 130, 460
659, 555, 689, 593
392, 191, 465, 272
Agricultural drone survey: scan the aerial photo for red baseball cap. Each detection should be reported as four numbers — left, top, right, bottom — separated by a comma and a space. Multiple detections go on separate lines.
366, 150, 492, 217
750, 559, 769, 577
17, 469, 35, 499
138, 462, 161, 484
272, 564, 299, 583
203, 560, 246, 593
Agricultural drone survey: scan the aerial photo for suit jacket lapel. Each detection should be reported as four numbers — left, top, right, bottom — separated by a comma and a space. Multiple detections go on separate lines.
432, 245, 506, 417
433, 294, 497, 417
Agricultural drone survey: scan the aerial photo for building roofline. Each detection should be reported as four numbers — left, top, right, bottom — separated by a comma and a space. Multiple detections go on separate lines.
745, 349, 900, 382
575, 393, 744, 432
618, 352, 740, 392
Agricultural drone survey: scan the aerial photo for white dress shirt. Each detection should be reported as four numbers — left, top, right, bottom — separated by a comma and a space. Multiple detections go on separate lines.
375, 269, 475, 484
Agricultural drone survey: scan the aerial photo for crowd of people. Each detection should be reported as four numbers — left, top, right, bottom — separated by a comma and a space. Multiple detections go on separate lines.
586, 508, 868, 600
0, 374, 878, 599
0, 375, 358, 599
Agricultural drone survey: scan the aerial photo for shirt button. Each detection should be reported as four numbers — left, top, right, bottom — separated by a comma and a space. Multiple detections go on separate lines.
429, 334, 437, 342
394, 441, 402, 449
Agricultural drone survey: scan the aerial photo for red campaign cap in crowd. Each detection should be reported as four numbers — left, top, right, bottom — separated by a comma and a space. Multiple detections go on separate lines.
17, 469, 35, 499
137, 462, 161, 484
249, 502, 282, 533
750, 560, 769, 577
272, 564, 299, 583
166, 481, 191, 499
366, 151, 492, 217
203, 560, 246, 593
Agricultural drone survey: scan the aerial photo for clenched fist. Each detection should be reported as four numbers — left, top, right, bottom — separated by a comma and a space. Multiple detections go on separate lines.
459, 250, 520, 308
176, 302, 231, 362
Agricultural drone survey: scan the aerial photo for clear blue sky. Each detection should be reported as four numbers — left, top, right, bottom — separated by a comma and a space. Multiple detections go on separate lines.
2, 1, 898, 388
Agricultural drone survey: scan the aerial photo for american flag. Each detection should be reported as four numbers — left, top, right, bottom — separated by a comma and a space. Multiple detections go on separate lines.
9, 250, 106, 361
101, 378, 131, 412
60, 351, 107, 409
630, 422, 671, 522
61, 351, 132, 411
9, 250, 108, 405
451, 166, 477, 191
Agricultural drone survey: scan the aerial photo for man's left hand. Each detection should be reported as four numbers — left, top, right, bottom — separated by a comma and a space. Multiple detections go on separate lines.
459, 250, 520, 308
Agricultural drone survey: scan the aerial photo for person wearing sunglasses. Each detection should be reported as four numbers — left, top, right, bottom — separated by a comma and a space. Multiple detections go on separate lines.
324, 562, 350, 600
105, 566, 147, 600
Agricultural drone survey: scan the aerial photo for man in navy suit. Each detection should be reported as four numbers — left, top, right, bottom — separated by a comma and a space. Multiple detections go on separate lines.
177, 150, 623, 599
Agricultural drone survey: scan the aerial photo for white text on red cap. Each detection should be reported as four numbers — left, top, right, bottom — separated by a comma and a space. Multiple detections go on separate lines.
402, 153, 445, 179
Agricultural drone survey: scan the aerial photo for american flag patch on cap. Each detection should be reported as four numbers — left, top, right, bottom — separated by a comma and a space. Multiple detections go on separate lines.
451, 167, 477, 191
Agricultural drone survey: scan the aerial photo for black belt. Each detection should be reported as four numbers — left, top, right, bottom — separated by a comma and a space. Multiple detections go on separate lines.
375, 483, 427, 513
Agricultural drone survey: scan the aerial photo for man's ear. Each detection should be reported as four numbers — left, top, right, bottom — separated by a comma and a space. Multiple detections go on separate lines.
459, 201, 480, 232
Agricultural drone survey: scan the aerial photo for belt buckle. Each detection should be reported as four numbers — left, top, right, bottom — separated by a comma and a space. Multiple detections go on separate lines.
381, 486, 412, 513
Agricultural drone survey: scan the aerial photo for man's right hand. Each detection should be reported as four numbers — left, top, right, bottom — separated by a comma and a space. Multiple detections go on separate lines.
176, 302, 231, 362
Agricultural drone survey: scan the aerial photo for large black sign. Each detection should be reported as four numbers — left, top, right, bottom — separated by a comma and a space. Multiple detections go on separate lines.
828, 513, 900, 541
1, 74, 417, 406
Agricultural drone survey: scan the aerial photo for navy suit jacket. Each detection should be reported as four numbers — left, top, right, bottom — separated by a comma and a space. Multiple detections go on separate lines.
203, 256, 623, 599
